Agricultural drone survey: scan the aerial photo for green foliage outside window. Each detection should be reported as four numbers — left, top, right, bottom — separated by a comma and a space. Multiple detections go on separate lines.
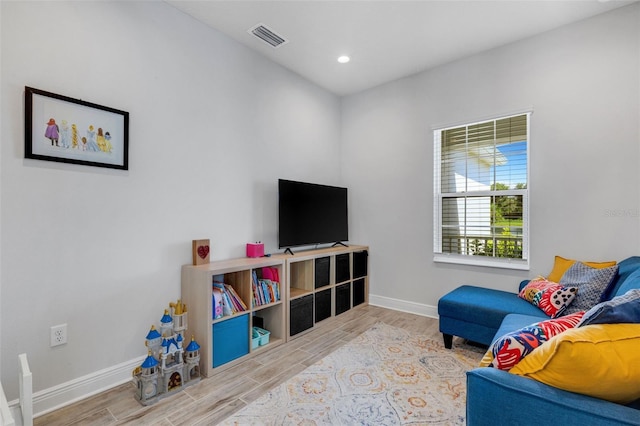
469, 227, 523, 258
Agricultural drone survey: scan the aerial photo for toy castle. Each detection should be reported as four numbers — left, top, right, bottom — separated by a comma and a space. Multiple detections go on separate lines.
132, 300, 201, 405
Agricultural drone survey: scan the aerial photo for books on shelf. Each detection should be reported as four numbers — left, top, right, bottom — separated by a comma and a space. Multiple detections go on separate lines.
252, 270, 280, 307
212, 287, 224, 319
212, 281, 248, 318
210, 269, 281, 318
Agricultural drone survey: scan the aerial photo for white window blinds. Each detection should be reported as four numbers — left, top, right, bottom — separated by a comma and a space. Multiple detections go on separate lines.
434, 113, 529, 269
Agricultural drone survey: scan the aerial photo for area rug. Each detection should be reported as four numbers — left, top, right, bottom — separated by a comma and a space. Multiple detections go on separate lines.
220, 322, 486, 425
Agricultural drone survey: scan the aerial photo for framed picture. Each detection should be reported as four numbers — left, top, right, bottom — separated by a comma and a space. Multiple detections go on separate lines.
25, 86, 129, 170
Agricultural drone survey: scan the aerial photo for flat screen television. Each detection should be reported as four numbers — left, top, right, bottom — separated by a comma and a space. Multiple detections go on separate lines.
278, 179, 348, 249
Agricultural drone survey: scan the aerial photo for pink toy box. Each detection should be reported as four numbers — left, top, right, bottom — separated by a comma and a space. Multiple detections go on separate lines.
246, 242, 264, 258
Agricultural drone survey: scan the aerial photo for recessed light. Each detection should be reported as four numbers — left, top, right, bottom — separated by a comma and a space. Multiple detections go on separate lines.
337, 55, 350, 64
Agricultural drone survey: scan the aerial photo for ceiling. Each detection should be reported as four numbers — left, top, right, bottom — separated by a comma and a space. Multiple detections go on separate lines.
166, 0, 636, 96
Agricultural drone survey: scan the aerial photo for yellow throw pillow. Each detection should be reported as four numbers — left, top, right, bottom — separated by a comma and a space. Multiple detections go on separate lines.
510, 324, 640, 404
547, 256, 617, 282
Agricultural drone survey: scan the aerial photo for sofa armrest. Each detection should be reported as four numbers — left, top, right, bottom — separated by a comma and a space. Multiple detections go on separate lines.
467, 368, 639, 426
518, 279, 530, 291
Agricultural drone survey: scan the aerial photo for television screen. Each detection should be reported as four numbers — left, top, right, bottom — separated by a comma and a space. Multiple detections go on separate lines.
278, 179, 348, 249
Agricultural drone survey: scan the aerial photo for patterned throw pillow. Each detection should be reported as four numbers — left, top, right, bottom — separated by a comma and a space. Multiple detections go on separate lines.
518, 278, 578, 318
578, 289, 640, 326
547, 255, 616, 283
479, 312, 584, 371
560, 262, 619, 315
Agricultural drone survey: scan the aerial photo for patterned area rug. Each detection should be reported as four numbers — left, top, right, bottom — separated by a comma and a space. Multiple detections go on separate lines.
221, 322, 485, 425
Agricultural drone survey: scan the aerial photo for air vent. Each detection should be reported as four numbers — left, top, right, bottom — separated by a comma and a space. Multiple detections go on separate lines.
248, 23, 288, 48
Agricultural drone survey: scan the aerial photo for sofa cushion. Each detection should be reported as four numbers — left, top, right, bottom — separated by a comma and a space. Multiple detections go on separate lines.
480, 311, 584, 370
559, 262, 618, 315
438, 285, 548, 327
492, 314, 545, 342
510, 323, 640, 404
518, 278, 577, 318
547, 255, 617, 282
613, 268, 640, 299
600, 256, 640, 301
578, 289, 640, 326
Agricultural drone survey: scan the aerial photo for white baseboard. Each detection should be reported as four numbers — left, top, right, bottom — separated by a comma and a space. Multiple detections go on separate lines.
9, 355, 145, 419
10, 296, 435, 418
369, 293, 438, 319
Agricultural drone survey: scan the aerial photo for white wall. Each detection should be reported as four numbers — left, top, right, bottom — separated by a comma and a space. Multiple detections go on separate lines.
2, 0, 639, 414
342, 4, 640, 313
0, 1, 341, 405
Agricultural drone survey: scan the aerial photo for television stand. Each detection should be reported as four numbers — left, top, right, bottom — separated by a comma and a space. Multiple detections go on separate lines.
272, 245, 369, 340
284, 248, 295, 255
331, 242, 348, 248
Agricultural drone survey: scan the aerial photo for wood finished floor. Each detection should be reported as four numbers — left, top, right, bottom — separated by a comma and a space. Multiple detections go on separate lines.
35, 305, 471, 425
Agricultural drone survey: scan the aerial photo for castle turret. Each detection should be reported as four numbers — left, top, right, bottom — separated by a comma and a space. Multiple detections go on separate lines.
135, 351, 160, 404
170, 300, 188, 336
140, 352, 159, 376
159, 309, 173, 338
184, 336, 201, 383
145, 325, 162, 356
185, 336, 200, 356
176, 332, 183, 350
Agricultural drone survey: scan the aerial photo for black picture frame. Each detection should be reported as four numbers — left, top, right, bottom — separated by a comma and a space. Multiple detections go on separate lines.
25, 86, 129, 170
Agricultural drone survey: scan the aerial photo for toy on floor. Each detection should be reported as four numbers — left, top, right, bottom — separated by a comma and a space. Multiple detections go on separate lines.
132, 300, 201, 405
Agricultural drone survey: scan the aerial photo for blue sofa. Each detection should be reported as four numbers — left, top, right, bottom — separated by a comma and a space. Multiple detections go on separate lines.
438, 256, 640, 426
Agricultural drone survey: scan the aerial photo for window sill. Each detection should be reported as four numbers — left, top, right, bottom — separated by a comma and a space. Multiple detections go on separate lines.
433, 254, 530, 271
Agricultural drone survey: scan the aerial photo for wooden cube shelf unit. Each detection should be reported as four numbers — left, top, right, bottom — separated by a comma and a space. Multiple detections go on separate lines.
273, 245, 369, 339
181, 257, 286, 377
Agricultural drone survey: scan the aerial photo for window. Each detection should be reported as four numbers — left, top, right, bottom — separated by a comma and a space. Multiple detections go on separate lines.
433, 113, 529, 269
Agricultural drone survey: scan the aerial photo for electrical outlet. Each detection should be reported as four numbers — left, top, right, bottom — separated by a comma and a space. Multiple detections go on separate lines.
50, 324, 67, 347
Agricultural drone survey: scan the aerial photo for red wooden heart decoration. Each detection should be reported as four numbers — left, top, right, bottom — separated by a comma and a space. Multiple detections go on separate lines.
197, 245, 209, 259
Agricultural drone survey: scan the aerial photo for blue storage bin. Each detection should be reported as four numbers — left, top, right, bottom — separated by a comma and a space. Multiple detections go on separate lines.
253, 326, 270, 346
212, 314, 249, 367
251, 328, 260, 349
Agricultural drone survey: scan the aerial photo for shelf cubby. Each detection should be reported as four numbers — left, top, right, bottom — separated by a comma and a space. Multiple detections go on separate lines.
289, 260, 314, 298
181, 257, 286, 377
273, 245, 369, 339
